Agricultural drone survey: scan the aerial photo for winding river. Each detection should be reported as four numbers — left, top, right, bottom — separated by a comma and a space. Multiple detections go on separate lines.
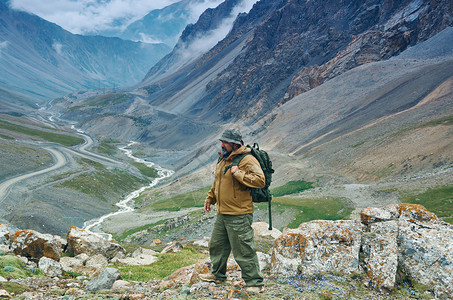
83, 141, 174, 240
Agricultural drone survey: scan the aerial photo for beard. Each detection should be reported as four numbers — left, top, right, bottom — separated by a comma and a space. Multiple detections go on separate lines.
221, 146, 232, 159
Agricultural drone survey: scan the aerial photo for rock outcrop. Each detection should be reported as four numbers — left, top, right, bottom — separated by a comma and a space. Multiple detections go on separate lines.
66, 225, 126, 260
270, 203, 452, 299
10, 229, 63, 262
0, 205, 451, 298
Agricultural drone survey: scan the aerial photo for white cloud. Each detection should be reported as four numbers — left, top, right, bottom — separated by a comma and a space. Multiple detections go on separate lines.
187, 0, 224, 23
52, 41, 63, 55
9, 0, 180, 34
180, 0, 258, 61
138, 33, 162, 44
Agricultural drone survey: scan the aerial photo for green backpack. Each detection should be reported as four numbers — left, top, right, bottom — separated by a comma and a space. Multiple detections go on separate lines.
223, 143, 274, 229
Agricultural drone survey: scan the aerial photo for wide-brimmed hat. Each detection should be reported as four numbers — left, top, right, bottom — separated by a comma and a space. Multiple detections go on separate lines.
219, 129, 243, 145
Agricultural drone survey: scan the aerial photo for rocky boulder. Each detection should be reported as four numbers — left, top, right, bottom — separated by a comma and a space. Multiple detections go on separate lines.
115, 247, 158, 266
38, 256, 63, 277
10, 230, 63, 262
252, 222, 282, 239
270, 220, 364, 277
0, 224, 11, 252
66, 226, 126, 261
270, 203, 452, 299
86, 268, 122, 292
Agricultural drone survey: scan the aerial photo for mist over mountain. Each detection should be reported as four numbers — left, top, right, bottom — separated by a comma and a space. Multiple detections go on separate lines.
0, 1, 170, 104
137, 0, 452, 123
57, 0, 452, 152
99, 0, 225, 47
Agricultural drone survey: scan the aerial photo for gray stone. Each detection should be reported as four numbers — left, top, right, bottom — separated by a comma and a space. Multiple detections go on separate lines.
252, 222, 282, 239
60, 256, 83, 272
85, 254, 108, 268
66, 226, 126, 261
270, 220, 364, 277
86, 268, 122, 291
398, 218, 453, 299
362, 221, 398, 290
38, 257, 62, 277
0, 224, 11, 252
161, 241, 183, 254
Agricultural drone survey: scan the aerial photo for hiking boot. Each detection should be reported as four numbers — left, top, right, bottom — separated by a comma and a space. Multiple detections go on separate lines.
199, 273, 224, 283
246, 286, 263, 293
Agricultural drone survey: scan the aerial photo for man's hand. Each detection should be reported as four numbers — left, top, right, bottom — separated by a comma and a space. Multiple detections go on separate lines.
204, 201, 211, 213
231, 166, 239, 174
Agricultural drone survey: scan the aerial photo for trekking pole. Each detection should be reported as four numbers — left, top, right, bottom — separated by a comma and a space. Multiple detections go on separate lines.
268, 197, 272, 230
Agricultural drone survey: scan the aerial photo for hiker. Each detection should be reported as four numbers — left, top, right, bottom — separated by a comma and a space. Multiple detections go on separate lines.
200, 128, 265, 293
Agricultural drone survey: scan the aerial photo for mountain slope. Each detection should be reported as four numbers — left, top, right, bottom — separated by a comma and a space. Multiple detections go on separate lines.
137, 0, 452, 123
0, 2, 170, 104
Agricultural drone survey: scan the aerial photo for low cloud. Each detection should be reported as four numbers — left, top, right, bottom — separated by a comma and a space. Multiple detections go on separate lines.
9, 0, 180, 34
52, 41, 63, 55
180, 0, 258, 62
138, 33, 163, 44
187, 0, 224, 23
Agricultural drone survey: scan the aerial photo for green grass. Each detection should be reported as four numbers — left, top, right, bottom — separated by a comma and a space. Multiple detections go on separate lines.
399, 185, 453, 224
0, 119, 84, 146
143, 186, 211, 212
257, 196, 353, 228
84, 93, 130, 107
118, 246, 207, 281
0, 255, 44, 278
420, 115, 453, 127
130, 161, 158, 178
271, 180, 314, 197
55, 162, 148, 202
0, 133, 14, 140
95, 138, 120, 156
114, 219, 167, 242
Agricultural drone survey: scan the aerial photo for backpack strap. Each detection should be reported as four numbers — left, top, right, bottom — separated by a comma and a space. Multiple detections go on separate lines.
223, 153, 251, 175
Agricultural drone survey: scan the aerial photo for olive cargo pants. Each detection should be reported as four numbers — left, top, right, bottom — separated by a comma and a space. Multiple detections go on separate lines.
209, 213, 264, 286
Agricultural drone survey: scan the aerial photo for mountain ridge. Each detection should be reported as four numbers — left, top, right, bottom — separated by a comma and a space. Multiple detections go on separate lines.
0, 1, 170, 104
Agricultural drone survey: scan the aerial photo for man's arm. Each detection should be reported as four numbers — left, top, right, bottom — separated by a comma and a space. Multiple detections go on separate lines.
231, 155, 265, 188
205, 181, 216, 212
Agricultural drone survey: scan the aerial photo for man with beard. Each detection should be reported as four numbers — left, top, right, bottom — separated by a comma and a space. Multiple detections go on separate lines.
199, 129, 265, 293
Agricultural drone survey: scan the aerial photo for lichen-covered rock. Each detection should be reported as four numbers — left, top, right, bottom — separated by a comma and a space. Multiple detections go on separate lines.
362, 221, 398, 290
10, 230, 62, 261
38, 256, 62, 277
394, 203, 439, 224
66, 226, 125, 260
0, 224, 11, 252
397, 218, 453, 299
360, 207, 396, 225
270, 220, 364, 277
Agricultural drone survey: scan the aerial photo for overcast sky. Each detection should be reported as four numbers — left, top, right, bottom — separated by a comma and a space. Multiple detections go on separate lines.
8, 0, 213, 35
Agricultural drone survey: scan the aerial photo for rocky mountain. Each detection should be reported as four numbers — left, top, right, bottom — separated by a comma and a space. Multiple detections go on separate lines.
0, 1, 170, 104
113, 0, 224, 47
137, 0, 452, 122
142, 0, 258, 83
56, 0, 453, 166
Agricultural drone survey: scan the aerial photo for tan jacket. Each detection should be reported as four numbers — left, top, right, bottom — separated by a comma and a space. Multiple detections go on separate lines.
206, 145, 265, 215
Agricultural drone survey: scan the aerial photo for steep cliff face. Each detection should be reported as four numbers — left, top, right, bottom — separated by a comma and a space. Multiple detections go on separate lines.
140, 0, 453, 122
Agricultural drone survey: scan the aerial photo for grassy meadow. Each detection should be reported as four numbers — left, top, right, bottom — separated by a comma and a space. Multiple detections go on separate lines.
0, 119, 84, 146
